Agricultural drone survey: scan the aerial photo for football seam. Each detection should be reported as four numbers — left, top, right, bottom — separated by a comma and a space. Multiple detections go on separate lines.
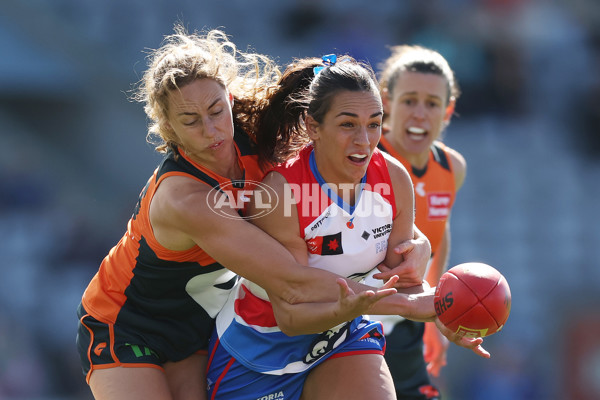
446, 271, 502, 328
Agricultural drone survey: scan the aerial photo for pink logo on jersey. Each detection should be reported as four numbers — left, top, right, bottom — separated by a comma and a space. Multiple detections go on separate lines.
427, 192, 451, 220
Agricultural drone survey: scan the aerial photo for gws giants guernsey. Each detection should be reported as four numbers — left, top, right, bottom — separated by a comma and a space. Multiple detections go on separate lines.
378, 136, 456, 256
215, 146, 397, 374
81, 128, 263, 361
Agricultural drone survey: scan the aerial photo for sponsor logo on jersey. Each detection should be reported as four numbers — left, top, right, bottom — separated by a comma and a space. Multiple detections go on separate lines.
372, 223, 392, 239
427, 192, 451, 220
256, 391, 285, 400
307, 232, 343, 255
309, 209, 331, 232
375, 240, 388, 254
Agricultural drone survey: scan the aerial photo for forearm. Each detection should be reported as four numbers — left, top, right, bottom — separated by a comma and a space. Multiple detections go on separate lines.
272, 300, 355, 336
373, 292, 436, 322
345, 279, 436, 321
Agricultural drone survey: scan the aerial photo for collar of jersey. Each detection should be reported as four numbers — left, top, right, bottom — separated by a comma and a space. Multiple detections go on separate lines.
309, 149, 367, 216
178, 143, 246, 188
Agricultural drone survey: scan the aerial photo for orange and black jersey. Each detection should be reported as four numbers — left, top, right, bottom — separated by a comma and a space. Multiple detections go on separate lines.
378, 135, 456, 256
80, 128, 264, 362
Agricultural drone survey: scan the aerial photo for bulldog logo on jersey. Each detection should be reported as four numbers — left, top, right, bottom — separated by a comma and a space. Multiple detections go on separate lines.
307, 232, 344, 255
304, 321, 351, 364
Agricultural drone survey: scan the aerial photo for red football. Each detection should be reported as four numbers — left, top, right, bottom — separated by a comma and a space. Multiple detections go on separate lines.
434, 262, 511, 337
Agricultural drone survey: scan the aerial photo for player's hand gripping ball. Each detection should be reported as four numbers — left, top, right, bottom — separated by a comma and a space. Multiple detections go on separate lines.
434, 262, 511, 338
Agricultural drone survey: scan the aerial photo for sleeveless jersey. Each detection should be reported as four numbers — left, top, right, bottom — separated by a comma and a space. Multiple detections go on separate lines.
80, 129, 264, 361
214, 145, 396, 374
378, 136, 456, 255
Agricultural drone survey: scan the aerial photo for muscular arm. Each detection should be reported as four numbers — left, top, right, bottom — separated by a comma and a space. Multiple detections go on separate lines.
150, 175, 345, 306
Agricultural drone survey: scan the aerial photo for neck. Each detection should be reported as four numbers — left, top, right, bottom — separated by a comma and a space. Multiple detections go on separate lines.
311, 150, 361, 207
184, 145, 242, 180
386, 134, 429, 170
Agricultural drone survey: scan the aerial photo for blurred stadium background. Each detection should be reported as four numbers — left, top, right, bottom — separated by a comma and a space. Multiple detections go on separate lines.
1, 0, 599, 399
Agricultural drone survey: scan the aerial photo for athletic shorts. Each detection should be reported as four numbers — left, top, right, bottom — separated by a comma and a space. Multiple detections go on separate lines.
384, 319, 441, 400
206, 320, 386, 400
76, 303, 207, 383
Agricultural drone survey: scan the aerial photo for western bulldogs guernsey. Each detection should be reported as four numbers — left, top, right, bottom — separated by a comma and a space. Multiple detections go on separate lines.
212, 146, 396, 378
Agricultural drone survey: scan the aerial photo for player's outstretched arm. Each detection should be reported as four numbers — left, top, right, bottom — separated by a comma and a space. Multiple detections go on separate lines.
271, 276, 399, 336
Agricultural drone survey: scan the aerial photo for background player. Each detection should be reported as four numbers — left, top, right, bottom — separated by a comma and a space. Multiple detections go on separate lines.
369, 45, 466, 399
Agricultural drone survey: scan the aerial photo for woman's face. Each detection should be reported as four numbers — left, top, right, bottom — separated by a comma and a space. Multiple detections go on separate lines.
166, 78, 236, 170
308, 89, 383, 185
385, 71, 454, 156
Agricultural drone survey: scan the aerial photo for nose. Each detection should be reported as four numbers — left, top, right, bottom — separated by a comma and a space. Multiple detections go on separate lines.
412, 102, 426, 119
353, 126, 370, 146
203, 119, 218, 138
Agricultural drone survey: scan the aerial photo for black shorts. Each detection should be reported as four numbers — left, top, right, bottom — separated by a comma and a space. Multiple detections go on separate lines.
76, 303, 168, 383
384, 319, 441, 400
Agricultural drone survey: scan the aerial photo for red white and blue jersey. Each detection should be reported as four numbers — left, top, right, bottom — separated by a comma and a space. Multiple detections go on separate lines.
214, 146, 396, 374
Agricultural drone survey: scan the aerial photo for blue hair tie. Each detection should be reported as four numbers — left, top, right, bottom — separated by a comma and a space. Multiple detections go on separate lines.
313, 54, 337, 75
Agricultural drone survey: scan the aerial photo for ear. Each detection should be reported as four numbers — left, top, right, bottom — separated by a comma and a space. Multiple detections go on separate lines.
228, 91, 234, 107
305, 115, 320, 141
444, 97, 456, 124
381, 87, 391, 114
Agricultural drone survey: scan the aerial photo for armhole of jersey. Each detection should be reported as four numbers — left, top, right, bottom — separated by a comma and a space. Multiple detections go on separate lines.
431, 142, 452, 172
432, 142, 457, 193
143, 171, 213, 257
374, 150, 397, 218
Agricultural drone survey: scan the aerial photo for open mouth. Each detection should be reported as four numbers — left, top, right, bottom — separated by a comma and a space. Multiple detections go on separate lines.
407, 126, 427, 141
348, 153, 368, 164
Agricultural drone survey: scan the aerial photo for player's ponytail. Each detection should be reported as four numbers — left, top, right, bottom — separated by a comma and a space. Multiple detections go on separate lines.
253, 58, 321, 167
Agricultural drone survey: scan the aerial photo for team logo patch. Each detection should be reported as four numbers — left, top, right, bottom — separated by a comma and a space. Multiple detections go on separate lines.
427, 192, 451, 220
307, 232, 343, 255
304, 322, 351, 364
346, 217, 355, 229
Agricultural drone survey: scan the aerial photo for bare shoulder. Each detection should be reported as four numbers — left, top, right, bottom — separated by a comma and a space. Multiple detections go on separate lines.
381, 151, 412, 186
249, 170, 297, 230
249, 170, 308, 264
381, 151, 414, 218
150, 175, 234, 249
152, 175, 214, 220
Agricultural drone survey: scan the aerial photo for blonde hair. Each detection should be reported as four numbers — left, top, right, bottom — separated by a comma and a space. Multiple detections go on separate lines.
378, 45, 460, 103
132, 24, 280, 153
